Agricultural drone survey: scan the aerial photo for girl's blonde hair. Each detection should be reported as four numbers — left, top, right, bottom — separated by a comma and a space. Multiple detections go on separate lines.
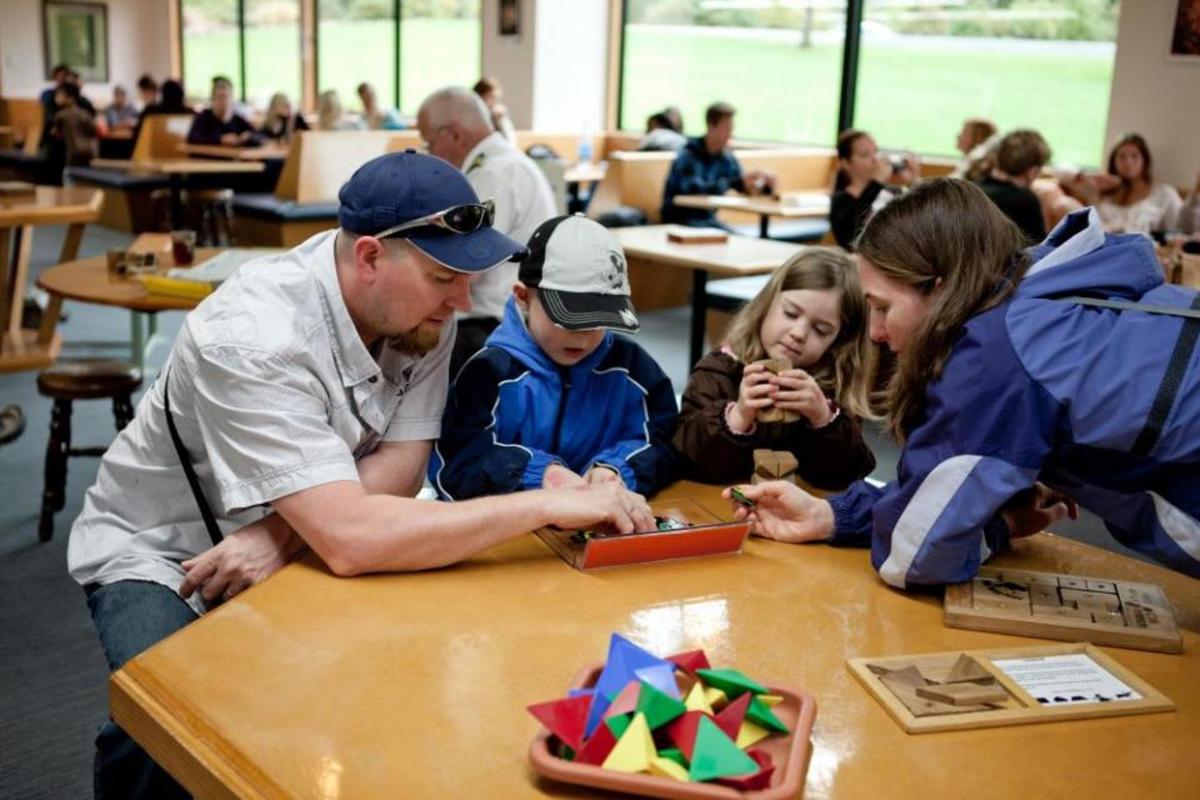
317, 90, 343, 130
724, 248, 874, 419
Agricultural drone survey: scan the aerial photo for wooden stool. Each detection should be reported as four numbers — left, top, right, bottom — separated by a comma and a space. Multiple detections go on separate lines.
36, 359, 142, 541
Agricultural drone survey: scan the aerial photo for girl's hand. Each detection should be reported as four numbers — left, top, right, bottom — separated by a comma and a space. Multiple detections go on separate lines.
543, 463, 586, 490
770, 369, 834, 427
1001, 483, 1079, 539
731, 362, 774, 431
722, 482, 835, 543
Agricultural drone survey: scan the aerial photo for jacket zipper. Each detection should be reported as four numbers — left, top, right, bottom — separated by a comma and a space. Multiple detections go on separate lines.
552, 368, 571, 453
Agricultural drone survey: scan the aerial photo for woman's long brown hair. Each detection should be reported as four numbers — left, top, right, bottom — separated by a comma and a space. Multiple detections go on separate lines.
855, 178, 1029, 440
724, 248, 875, 419
1105, 133, 1154, 206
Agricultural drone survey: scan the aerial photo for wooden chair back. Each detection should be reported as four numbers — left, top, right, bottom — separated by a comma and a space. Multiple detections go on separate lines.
586, 150, 676, 223
0, 98, 45, 154
274, 130, 416, 203
130, 114, 194, 161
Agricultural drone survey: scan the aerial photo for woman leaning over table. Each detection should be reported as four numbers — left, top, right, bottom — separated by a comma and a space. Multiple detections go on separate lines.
727, 178, 1200, 587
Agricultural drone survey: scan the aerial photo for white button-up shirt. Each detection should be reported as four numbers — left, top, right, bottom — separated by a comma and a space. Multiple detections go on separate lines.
67, 230, 453, 613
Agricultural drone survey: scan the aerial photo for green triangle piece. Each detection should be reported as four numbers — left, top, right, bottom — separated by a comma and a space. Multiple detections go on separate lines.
636, 681, 687, 730
687, 716, 759, 782
696, 668, 768, 699
605, 713, 632, 740
746, 696, 789, 734
659, 747, 688, 768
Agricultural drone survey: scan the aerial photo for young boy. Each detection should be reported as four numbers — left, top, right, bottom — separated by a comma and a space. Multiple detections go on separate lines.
430, 215, 680, 499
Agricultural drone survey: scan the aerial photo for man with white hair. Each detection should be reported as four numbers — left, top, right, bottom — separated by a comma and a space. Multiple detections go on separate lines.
417, 86, 557, 375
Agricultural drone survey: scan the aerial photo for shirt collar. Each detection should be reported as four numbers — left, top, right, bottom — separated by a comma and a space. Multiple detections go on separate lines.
463, 131, 509, 171
312, 231, 383, 387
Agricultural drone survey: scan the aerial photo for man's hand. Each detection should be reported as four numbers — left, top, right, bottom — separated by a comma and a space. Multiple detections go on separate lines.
585, 465, 624, 486
543, 463, 586, 489
722, 481, 835, 544
1000, 483, 1078, 539
542, 483, 654, 535
179, 514, 305, 604
769, 369, 833, 427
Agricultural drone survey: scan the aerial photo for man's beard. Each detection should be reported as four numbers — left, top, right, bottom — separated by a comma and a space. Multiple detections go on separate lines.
387, 323, 442, 356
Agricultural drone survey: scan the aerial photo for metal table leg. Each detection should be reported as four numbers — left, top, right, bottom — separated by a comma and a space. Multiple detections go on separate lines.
689, 268, 709, 368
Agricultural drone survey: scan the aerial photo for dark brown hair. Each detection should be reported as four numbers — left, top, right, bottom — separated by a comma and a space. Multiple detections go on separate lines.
1105, 133, 1154, 205
962, 118, 997, 151
705, 101, 736, 128
856, 178, 1029, 440
834, 128, 872, 192
994, 129, 1051, 177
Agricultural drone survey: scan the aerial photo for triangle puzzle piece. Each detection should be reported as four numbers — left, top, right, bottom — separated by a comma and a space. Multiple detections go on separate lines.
601, 712, 656, 774
758, 693, 783, 707
648, 756, 689, 782
713, 691, 751, 741
746, 695, 789, 734
716, 749, 775, 791
703, 686, 728, 710
635, 664, 681, 700
665, 710, 706, 760
735, 718, 771, 749
636, 681, 687, 730
696, 667, 768, 699
687, 715, 759, 782
658, 747, 688, 768
668, 649, 711, 675
574, 720, 618, 766
587, 634, 674, 737
606, 713, 632, 740
527, 694, 592, 751
604, 680, 642, 719
684, 681, 713, 714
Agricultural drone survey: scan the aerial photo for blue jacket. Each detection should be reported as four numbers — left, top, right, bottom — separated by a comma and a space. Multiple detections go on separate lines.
430, 298, 682, 499
661, 137, 746, 225
829, 209, 1200, 587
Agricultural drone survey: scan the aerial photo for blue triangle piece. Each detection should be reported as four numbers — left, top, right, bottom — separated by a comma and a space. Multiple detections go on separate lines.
569, 688, 596, 699
585, 634, 674, 737
635, 664, 681, 700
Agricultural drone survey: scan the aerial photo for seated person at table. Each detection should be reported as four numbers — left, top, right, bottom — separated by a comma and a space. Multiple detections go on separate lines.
357, 82, 405, 130
259, 91, 309, 142
972, 129, 1050, 244
51, 82, 97, 167
317, 89, 364, 131
187, 75, 259, 146
639, 110, 687, 153
724, 178, 1200, 586
673, 249, 875, 490
68, 152, 652, 799
417, 86, 557, 376
951, 116, 997, 179
430, 215, 680, 500
132, 78, 193, 149
136, 73, 158, 109
660, 101, 777, 229
830, 128, 918, 249
1063, 134, 1183, 235
473, 76, 517, 143
103, 85, 139, 132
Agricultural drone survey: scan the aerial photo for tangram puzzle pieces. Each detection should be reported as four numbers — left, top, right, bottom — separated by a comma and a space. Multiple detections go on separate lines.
753, 359, 800, 423
747, 695, 790, 733
667, 649, 711, 675
713, 691, 751, 740
602, 712, 657, 773
687, 715, 759, 782
752, 448, 799, 485
586, 634, 674, 736
716, 749, 776, 791
574, 721, 617, 766
683, 682, 713, 714
603, 681, 642, 720
634, 663, 682, 700
696, 667, 769, 699
527, 694, 592, 751
735, 718, 771, 749
665, 709, 707, 760
635, 681, 687, 730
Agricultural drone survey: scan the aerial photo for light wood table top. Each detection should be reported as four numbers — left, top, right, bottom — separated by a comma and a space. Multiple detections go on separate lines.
564, 161, 607, 183
614, 224, 803, 275
109, 481, 1200, 798
36, 248, 222, 312
674, 192, 831, 219
0, 186, 103, 226
178, 143, 290, 161
89, 158, 265, 175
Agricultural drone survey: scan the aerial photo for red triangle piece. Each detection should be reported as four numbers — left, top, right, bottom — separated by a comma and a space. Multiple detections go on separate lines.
527, 694, 592, 751
716, 749, 775, 791
668, 649, 711, 675
573, 721, 619, 765
603, 680, 642, 720
713, 691, 750, 741
664, 709, 706, 760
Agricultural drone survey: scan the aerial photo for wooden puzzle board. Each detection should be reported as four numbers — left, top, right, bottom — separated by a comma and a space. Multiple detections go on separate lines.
848, 643, 1174, 734
944, 567, 1182, 654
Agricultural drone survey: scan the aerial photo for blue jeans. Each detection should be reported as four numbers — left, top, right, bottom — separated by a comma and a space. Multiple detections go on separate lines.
86, 579, 198, 800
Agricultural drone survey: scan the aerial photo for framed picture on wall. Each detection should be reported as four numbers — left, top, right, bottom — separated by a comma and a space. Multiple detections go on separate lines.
1170, 0, 1200, 59
499, 0, 519, 36
43, 1, 109, 82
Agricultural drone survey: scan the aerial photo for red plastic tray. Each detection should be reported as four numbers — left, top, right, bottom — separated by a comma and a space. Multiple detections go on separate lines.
529, 664, 817, 799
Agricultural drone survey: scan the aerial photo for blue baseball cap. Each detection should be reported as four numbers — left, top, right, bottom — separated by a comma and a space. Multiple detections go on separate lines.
337, 149, 525, 273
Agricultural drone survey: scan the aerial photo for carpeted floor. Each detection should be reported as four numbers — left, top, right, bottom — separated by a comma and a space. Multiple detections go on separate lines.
0, 223, 1143, 798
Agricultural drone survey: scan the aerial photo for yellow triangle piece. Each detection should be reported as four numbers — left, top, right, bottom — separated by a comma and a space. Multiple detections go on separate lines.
736, 719, 771, 749
758, 694, 784, 707
684, 682, 713, 714
648, 756, 689, 781
601, 712, 656, 773
703, 686, 728, 710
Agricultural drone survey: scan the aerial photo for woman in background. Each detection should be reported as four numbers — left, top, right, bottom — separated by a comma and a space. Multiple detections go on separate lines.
1066, 134, 1182, 235
260, 92, 309, 142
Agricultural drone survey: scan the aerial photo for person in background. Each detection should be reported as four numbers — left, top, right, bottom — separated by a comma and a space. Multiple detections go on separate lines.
1180, 170, 1200, 236
52, 81, 97, 168
472, 76, 517, 143
829, 128, 918, 250
187, 76, 258, 146
638, 110, 687, 153
132, 78, 193, 146
973, 129, 1050, 244
259, 92, 309, 143
356, 82, 404, 130
317, 90, 363, 131
416, 86, 557, 375
951, 116, 998, 179
1065, 134, 1183, 235
136, 74, 158, 110
40, 64, 71, 130
104, 85, 139, 132
661, 101, 777, 229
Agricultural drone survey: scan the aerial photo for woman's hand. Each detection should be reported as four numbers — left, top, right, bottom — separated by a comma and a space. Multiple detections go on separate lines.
769, 369, 834, 427
731, 362, 774, 431
722, 481, 835, 543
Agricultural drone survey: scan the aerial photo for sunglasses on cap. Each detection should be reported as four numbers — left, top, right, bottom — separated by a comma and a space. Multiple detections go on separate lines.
375, 199, 496, 239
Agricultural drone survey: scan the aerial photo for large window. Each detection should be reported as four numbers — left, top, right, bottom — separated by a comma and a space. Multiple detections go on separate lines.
619, 1, 1120, 165
245, 0, 302, 108
400, 1, 481, 114
181, 0, 240, 101
317, 0, 397, 112
181, 0, 302, 107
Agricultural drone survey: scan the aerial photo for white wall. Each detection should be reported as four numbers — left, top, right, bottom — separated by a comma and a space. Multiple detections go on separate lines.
1105, 0, 1200, 187
0, 0, 173, 103
480, 0, 537, 128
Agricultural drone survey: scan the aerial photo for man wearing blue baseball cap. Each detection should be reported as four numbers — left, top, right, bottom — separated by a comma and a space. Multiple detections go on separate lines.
67, 151, 654, 799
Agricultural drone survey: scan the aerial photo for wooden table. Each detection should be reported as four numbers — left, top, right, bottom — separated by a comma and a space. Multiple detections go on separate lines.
108, 480, 1200, 798
563, 161, 607, 184
89, 158, 265, 228
37, 247, 220, 370
177, 143, 290, 162
674, 192, 831, 238
0, 186, 102, 373
613, 225, 803, 366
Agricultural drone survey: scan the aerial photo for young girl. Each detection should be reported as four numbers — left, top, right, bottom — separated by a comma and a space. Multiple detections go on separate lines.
672, 249, 876, 490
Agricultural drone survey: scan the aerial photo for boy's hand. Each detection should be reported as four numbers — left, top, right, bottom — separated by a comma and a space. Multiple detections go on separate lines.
770, 369, 833, 427
585, 465, 624, 486
543, 463, 586, 490
732, 362, 774, 431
